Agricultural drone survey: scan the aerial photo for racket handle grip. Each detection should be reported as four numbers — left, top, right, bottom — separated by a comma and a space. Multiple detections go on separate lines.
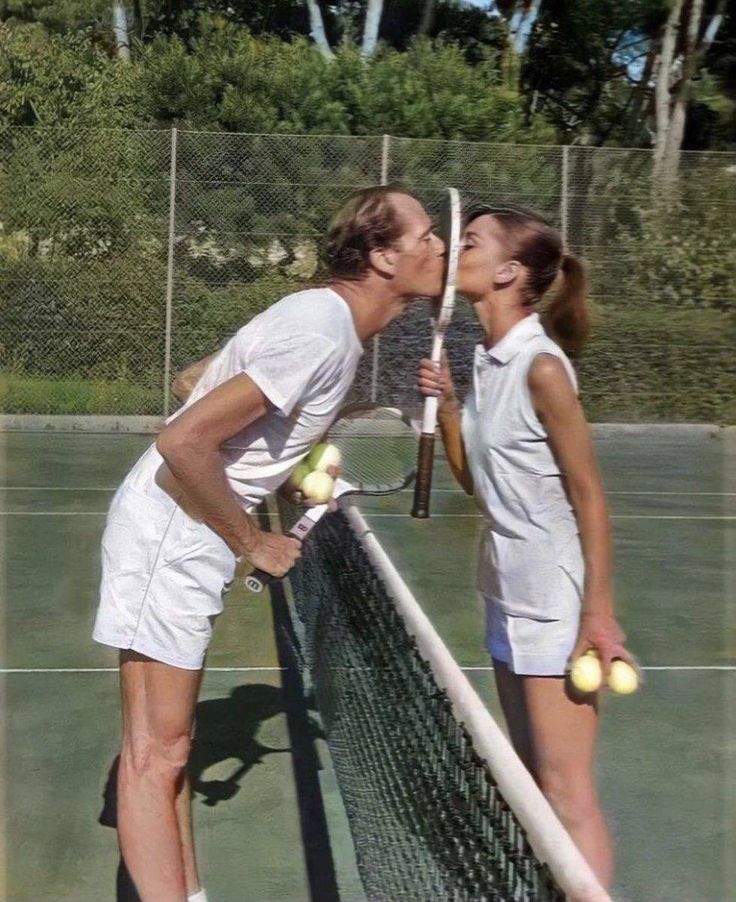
411, 432, 436, 519
244, 569, 272, 593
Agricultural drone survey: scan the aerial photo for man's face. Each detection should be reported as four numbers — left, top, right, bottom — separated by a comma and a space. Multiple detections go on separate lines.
387, 194, 446, 298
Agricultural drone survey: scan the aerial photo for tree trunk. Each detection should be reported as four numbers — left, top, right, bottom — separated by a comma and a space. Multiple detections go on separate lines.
361, 0, 384, 58
652, 0, 682, 174
112, 3, 131, 62
660, 0, 703, 181
304, 0, 335, 59
510, 0, 543, 55
418, 0, 437, 37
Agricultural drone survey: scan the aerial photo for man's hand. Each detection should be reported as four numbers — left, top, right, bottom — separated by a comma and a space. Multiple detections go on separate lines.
279, 463, 341, 510
241, 530, 302, 578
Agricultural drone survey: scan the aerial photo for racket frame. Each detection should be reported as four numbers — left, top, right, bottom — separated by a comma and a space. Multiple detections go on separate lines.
411, 186, 461, 519
245, 405, 416, 593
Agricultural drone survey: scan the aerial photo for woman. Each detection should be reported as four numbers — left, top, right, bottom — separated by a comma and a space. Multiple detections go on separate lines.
418, 204, 630, 888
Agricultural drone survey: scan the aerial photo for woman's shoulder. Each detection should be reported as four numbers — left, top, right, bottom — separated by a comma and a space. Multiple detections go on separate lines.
522, 336, 578, 394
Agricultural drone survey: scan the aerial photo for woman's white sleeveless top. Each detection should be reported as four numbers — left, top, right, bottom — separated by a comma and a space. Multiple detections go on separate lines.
461, 313, 584, 619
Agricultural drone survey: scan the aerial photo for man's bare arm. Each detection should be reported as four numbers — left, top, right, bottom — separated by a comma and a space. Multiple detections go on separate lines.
171, 352, 219, 403
156, 373, 301, 576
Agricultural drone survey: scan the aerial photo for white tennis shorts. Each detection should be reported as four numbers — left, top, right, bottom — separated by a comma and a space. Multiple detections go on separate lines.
93, 479, 237, 670
483, 574, 582, 677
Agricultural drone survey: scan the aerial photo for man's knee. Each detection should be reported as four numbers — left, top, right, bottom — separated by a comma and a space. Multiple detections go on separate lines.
121, 731, 192, 784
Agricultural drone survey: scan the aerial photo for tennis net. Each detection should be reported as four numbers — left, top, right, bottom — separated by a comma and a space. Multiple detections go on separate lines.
277, 498, 609, 902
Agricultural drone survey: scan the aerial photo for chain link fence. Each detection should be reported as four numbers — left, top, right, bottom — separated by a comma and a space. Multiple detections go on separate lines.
1, 127, 735, 422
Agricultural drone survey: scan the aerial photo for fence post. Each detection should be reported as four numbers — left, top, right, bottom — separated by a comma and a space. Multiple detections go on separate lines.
163, 127, 178, 419
370, 133, 392, 403
560, 144, 569, 246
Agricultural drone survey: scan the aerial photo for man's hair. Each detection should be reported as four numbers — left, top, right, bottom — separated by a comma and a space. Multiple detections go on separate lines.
324, 184, 420, 280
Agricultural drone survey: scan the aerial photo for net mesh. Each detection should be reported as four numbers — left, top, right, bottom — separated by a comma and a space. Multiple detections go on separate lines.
279, 498, 566, 902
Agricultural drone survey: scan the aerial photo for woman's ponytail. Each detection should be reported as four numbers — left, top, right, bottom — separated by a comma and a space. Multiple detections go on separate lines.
542, 253, 590, 354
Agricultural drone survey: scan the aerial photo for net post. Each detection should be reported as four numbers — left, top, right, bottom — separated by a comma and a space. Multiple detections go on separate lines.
560, 143, 569, 245
380, 133, 391, 184
163, 127, 178, 419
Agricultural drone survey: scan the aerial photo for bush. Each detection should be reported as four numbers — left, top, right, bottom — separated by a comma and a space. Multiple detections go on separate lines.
617, 199, 736, 313
578, 304, 736, 423
138, 20, 553, 143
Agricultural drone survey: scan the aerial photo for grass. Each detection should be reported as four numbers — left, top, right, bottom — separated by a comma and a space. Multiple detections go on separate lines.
0, 374, 162, 416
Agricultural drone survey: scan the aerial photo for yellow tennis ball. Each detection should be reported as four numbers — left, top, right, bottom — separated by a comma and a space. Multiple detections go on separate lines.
307, 442, 342, 472
608, 659, 640, 695
287, 462, 312, 491
300, 470, 335, 504
570, 650, 603, 693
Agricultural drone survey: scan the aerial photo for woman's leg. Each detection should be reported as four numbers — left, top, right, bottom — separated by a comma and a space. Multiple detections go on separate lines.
118, 651, 203, 902
493, 660, 613, 887
521, 673, 613, 888
491, 658, 535, 772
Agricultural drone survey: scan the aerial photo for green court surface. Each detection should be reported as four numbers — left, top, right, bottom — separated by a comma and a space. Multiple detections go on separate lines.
1, 427, 735, 902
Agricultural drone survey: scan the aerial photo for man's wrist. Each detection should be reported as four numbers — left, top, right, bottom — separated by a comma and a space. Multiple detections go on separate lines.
231, 518, 264, 558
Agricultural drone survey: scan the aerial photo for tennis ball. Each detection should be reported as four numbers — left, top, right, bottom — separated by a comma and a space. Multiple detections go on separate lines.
300, 470, 335, 504
307, 442, 342, 472
570, 650, 603, 693
608, 659, 639, 695
287, 462, 312, 491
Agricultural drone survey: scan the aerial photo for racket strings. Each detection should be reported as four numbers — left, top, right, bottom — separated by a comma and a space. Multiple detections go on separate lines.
329, 411, 417, 493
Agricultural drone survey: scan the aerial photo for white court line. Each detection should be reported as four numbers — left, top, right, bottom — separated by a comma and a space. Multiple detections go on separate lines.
1, 665, 733, 674
362, 513, 736, 521
0, 666, 285, 674
3, 486, 736, 497
6, 510, 734, 525
395, 488, 736, 497
461, 665, 736, 672
1, 486, 115, 491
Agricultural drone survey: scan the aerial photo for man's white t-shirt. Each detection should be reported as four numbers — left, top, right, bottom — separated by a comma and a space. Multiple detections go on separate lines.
125, 287, 364, 511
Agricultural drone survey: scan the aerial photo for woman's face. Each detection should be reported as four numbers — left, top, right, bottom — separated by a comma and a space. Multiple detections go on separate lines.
456, 214, 513, 298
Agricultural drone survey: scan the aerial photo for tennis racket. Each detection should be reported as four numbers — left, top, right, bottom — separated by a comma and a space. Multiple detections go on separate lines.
411, 186, 462, 519
245, 403, 417, 593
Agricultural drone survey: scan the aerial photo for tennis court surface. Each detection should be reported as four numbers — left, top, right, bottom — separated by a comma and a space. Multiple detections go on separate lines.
2, 424, 735, 902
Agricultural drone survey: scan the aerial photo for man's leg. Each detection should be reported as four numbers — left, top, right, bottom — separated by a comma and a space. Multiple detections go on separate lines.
118, 651, 202, 902
178, 762, 202, 895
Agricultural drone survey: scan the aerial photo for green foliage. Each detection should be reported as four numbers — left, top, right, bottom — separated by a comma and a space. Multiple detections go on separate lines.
617, 192, 736, 312
137, 21, 549, 142
0, 21, 145, 128
348, 39, 552, 142
0, 125, 170, 257
0, 373, 161, 414
579, 305, 736, 423
1, 254, 167, 380
1, 0, 111, 33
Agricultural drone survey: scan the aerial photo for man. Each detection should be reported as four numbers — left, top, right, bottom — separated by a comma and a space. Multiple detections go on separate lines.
93, 185, 445, 902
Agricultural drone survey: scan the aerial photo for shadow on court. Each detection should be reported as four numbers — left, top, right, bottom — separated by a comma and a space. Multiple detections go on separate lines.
98, 682, 324, 902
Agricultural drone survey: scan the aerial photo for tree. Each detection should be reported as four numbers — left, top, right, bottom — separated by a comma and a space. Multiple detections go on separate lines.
521, 0, 668, 145
653, 0, 727, 180
304, 0, 333, 57
112, 2, 131, 60
361, 0, 382, 57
